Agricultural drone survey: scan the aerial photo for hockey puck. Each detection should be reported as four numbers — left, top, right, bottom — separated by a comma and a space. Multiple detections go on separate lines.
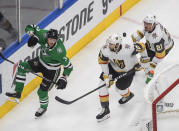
123, 32, 127, 37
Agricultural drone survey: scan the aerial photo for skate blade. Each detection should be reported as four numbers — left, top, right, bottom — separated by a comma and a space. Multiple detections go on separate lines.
35, 114, 46, 120
3, 95, 20, 104
35, 116, 41, 120
97, 114, 110, 122
35, 112, 47, 120
7, 97, 19, 104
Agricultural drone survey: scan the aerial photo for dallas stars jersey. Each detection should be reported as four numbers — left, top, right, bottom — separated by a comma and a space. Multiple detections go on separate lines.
131, 22, 174, 59
98, 43, 138, 75
25, 25, 72, 76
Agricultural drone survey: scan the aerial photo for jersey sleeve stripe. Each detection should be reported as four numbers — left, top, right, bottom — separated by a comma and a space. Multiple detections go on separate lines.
137, 30, 144, 38
99, 95, 109, 102
131, 35, 137, 43
98, 56, 108, 64
155, 51, 166, 59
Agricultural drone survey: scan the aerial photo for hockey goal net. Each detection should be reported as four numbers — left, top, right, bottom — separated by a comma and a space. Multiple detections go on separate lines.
151, 64, 179, 131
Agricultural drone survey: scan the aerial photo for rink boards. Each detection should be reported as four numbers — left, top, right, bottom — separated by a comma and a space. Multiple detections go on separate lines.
0, 0, 140, 118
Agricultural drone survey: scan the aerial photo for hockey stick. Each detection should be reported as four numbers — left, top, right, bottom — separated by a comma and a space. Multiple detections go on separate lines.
0, 52, 59, 85
55, 83, 106, 105
55, 69, 135, 105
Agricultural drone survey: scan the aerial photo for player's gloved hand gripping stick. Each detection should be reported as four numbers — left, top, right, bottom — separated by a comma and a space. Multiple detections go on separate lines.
55, 69, 135, 105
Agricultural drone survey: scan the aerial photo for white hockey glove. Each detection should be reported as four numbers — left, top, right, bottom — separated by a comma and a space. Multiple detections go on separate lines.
103, 74, 114, 88
133, 42, 145, 53
140, 56, 150, 64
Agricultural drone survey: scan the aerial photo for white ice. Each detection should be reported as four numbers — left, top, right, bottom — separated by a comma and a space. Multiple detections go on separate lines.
0, 0, 179, 131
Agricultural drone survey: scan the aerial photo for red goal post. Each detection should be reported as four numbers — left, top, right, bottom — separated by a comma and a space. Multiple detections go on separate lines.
152, 78, 179, 131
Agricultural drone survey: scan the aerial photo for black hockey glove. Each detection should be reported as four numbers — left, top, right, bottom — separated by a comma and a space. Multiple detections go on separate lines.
56, 76, 67, 89
28, 35, 38, 47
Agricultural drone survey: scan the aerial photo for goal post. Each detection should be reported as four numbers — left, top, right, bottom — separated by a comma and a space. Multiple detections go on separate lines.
152, 79, 179, 131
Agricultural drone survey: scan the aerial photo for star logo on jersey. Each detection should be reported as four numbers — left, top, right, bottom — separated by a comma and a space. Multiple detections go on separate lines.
152, 33, 157, 39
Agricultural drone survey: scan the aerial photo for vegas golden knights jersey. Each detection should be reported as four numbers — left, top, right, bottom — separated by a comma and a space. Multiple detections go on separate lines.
98, 43, 139, 75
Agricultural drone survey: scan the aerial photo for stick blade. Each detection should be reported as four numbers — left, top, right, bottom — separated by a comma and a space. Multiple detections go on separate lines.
55, 96, 73, 105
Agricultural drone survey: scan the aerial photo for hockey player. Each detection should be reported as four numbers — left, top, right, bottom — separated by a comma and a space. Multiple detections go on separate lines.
131, 14, 174, 84
96, 33, 141, 122
5, 25, 73, 118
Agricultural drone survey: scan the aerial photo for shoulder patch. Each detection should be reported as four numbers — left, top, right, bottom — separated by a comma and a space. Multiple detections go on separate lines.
57, 48, 62, 53
44, 32, 47, 39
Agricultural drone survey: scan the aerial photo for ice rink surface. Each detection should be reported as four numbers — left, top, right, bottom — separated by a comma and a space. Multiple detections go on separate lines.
0, 0, 179, 131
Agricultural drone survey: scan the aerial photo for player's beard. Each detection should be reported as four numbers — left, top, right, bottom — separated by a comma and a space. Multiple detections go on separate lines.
109, 45, 121, 53
145, 24, 155, 33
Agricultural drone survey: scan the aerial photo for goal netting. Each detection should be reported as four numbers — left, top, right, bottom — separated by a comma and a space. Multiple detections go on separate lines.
147, 64, 179, 131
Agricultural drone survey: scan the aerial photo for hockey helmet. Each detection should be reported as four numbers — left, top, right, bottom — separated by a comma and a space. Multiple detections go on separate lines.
107, 33, 122, 45
47, 29, 58, 39
143, 14, 156, 25
143, 14, 156, 32
106, 33, 122, 52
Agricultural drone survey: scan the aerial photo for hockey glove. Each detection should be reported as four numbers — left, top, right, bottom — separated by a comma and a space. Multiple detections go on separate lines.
134, 63, 143, 71
28, 35, 38, 47
134, 42, 145, 53
56, 76, 67, 89
140, 56, 150, 64
103, 75, 114, 88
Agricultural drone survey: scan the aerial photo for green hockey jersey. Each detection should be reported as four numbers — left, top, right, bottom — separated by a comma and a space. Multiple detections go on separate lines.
25, 25, 73, 76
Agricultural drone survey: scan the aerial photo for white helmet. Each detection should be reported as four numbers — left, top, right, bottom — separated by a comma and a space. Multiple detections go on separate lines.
106, 33, 122, 45
143, 14, 156, 25
106, 33, 122, 52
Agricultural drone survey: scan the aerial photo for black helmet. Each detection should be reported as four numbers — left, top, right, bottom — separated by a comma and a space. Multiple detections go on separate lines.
47, 29, 58, 39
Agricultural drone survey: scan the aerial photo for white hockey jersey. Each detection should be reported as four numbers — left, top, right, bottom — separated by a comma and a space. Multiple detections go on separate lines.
98, 43, 138, 75
131, 22, 174, 59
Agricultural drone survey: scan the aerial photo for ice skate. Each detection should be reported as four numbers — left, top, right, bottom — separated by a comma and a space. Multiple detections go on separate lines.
96, 107, 110, 122
35, 107, 47, 119
5, 91, 21, 104
118, 92, 134, 104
